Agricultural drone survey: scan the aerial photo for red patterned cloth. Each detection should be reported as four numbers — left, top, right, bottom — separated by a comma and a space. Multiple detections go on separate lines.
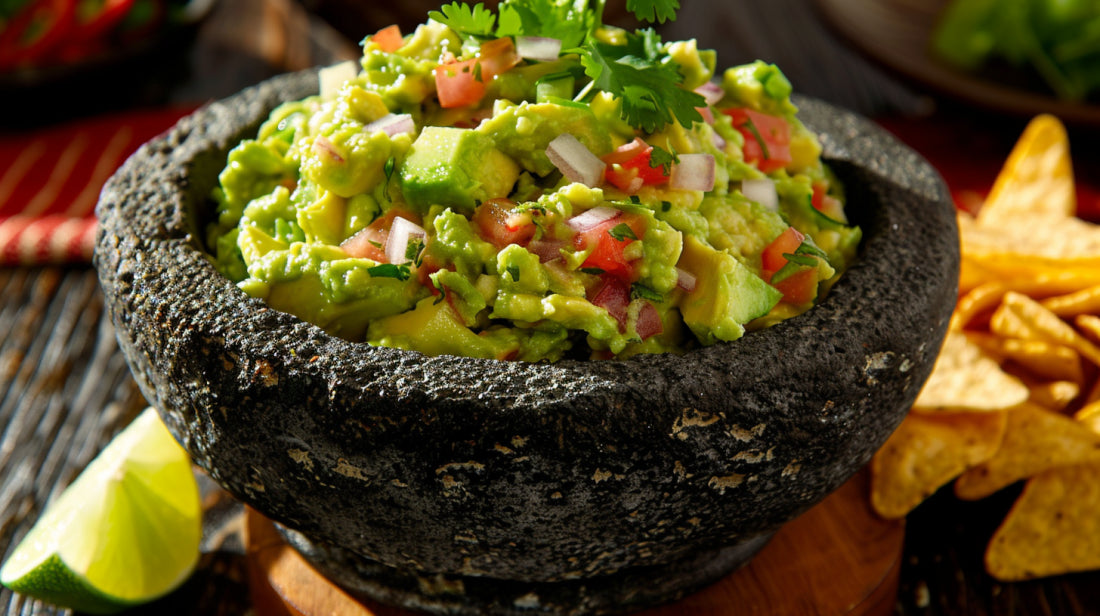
0, 107, 194, 265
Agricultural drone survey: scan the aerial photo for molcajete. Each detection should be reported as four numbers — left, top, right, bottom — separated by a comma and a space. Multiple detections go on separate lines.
93, 68, 958, 614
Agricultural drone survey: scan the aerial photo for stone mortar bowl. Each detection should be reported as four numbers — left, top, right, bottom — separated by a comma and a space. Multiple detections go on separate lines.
94, 69, 958, 614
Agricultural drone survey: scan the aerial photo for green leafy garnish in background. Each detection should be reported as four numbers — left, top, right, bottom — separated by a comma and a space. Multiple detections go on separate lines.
931, 0, 1100, 102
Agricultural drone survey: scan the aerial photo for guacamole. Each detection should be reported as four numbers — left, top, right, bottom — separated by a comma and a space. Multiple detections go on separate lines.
206, 1, 861, 362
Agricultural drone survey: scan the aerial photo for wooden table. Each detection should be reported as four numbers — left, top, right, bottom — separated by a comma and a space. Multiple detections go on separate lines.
2, 1, 1100, 615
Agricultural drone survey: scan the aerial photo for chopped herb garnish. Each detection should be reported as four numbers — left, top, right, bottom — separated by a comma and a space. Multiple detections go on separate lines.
609, 222, 638, 242
648, 145, 678, 173
631, 283, 662, 302
739, 117, 770, 160
428, 2, 497, 39
384, 156, 396, 180
506, 264, 521, 282
405, 238, 426, 266
368, 263, 411, 281
368, 239, 383, 249
580, 267, 606, 275
661, 200, 672, 212
629, 195, 641, 204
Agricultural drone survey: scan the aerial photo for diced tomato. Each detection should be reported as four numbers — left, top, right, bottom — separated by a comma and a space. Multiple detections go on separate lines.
772, 267, 818, 306
473, 198, 536, 248
572, 212, 646, 280
811, 182, 847, 221
761, 227, 804, 276
722, 108, 791, 173
588, 276, 631, 331
434, 37, 521, 109
371, 24, 403, 53
340, 207, 420, 262
635, 301, 663, 340
602, 138, 668, 193
417, 250, 449, 288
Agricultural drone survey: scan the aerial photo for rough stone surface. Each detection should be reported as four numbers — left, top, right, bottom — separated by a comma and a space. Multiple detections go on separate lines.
94, 69, 959, 613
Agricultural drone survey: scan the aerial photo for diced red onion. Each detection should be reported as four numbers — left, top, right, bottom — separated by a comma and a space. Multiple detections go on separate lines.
635, 301, 664, 340
669, 154, 716, 192
313, 137, 344, 164
741, 178, 778, 212
566, 206, 620, 233
364, 113, 415, 137
319, 60, 358, 98
696, 106, 714, 125
589, 278, 631, 330
546, 134, 606, 187
712, 131, 727, 151
526, 238, 566, 263
675, 267, 697, 292
385, 216, 426, 265
516, 36, 562, 62
694, 82, 725, 106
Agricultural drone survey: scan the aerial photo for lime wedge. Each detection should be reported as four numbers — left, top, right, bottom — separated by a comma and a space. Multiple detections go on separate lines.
1, 407, 201, 614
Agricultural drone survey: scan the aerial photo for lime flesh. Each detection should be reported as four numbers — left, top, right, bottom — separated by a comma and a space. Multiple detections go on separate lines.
1, 407, 202, 614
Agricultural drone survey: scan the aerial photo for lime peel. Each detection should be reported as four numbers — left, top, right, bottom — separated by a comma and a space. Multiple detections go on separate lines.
1, 407, 201, 614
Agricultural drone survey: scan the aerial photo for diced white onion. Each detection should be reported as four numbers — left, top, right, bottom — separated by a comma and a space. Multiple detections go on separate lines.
319, 60, 358, 99
566, 206, 620, 233
516, 36, 562, 62
675, 267, 697, 292
741, 178, 779, 212
669, 154, 716, 192
364, 113, 415, 137
694, 82, 725, 106
546, 134, 606, 187
711, 131, 727, 151
385, 216, 426, 265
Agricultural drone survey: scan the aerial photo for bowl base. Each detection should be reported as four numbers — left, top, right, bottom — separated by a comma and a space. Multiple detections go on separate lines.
276, 526, 773, 615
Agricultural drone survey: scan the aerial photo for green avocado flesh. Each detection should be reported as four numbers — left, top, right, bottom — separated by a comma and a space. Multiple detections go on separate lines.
206, 8, 861, 362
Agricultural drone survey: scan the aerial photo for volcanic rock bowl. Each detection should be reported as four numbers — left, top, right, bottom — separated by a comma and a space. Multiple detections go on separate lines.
94, 69, 958, 614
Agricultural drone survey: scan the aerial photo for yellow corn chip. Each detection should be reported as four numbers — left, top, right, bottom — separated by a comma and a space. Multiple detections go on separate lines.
959, 253, 1100, 294
871, 411, 1007, 519
1041, 284, 1100, 318
959, 214, 1100, 267
1022, 379, 1080, 413
999, 292, 1100, 367
966, 333, 1084, 384
985, 462, 1100, 581
950, 282, 1007, 331
913, 331, 1029, 411
977, 114, 1076, 223
1077, 314, 1100, 345
955, 403, 1100, 501
1077, 401, 1100, 435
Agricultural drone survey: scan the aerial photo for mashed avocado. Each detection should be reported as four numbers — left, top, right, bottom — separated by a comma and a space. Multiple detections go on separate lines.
206, 0, 861, 362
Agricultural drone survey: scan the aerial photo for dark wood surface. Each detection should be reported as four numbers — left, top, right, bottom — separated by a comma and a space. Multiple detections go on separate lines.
2, 1, 1100, 615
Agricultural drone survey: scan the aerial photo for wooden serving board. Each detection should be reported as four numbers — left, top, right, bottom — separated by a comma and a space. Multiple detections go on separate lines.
245, 469, 903, 616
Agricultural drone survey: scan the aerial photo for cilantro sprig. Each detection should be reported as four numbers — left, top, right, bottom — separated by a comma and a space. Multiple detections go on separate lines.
429, 0, 701, 134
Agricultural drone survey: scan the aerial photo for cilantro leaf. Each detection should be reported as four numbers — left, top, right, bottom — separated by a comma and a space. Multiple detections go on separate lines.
609, 222, 638, 242
626, 0, 680, 24
368, 263, 411, 281
579, 30, 704, 133
429, 2, 497, 39
506, 264, 522, 282
631, 282, 663, 302
648, 145, 677, 173
497, 0, 595, 49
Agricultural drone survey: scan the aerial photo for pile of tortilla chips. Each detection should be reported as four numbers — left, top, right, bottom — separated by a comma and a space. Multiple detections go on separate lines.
869, 114, 1100, 582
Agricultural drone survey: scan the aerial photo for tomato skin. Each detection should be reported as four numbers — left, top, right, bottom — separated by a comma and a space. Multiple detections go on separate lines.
603, 140, 669, 192
371, 24, 403, 52
772, 267, 818, 305
434, 37, 520, 109
473, 198, 536, 249
761, 227, 804, 276
722, 108, 791, 173
340, 208, 421, 262
572, 212, 646, 280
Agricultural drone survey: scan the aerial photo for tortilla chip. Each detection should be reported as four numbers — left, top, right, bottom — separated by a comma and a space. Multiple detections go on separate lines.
966, 333, 1085, 384
950, 282, 1007, 331
997, 292, 1100, 367
1077, 401, 1100, 435
959, 214, 1100, 267
1021, 379, 1080, 413
1077, 314, 1100, 346
985, 462, 1100, 581
955, 403, 1100, 500
959, 253, 1100, 294
913, 331, 1029, 411
1041, 284, 1100, 318
871, 411, 1007, 519
977, 114, 1076, 223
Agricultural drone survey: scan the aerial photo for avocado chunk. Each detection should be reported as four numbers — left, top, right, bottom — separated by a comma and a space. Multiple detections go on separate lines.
677, 235, 782, 344
477, 101, 613, 176
400, 127, 520, 215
